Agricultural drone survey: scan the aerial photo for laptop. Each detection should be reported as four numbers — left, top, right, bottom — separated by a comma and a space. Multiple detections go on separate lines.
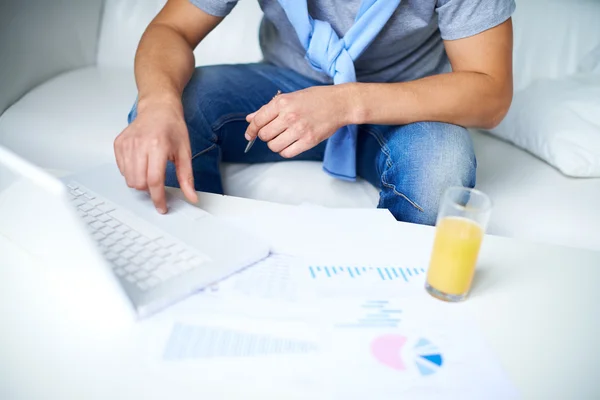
0, 145, 270, 320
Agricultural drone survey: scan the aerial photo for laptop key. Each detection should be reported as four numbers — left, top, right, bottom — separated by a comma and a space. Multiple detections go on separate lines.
92, 232, 106, 241
155, 248, 170, 258
130, 244, 144, 254
142, 262, 158, 272
130, 255, 145, 266
99, 226, 113, 237
145, 258, 163, 270
88, 209, 103, 218
72, 198, 86, 207
134, 270, 149, 280
97, 203, 116, 213
98, 214, 112, 223
78, 203, 94, 212
114, 258, 128, 268
153, 269, 172, 281
126, 230, 141, 240
136, 236, 151, 246
120, 237, 134, 248
90, 221, 105, 231
102, 237, 118, 247
146, 276, 161, 288
106, 219, 120, 228
121, 249, 135, 260
111, 243, 126, 254
145, 241, 159, 252
108, 208, 162, 241
124, 264, 137, 274
110, 232, 124, 242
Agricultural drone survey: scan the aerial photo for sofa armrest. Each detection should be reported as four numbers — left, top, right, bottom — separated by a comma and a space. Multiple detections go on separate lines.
0, 0, 103, 116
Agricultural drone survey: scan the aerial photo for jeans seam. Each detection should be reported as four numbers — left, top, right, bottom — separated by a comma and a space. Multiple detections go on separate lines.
365, 128, 392, 171
211, 112, 249, 132
185, 95, 220, 160
363, 127, 425, 213
187, 116, 218, 160
191, 143, 217, 160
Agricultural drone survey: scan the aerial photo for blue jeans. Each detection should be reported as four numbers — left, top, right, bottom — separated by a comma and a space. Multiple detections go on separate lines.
129, 63, 476, 225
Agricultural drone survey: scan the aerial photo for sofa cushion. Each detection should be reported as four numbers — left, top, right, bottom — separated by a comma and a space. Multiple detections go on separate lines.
491, 73, 600, 178
2, 67, 599, 250
0, 68, 134, 171
0, 0, 103, 114
96, 0, 263, 69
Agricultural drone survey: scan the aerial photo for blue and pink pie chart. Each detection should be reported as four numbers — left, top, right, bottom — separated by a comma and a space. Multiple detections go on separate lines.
371, 335, 443, 376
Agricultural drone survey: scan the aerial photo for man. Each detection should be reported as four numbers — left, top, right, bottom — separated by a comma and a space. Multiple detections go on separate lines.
114, 0, 514, 225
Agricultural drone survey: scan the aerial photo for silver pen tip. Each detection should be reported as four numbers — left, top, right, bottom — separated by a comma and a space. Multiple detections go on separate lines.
244, 138, 256, 153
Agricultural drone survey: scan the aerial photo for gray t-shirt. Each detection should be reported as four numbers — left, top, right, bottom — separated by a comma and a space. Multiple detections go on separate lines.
190, 0, 515, 84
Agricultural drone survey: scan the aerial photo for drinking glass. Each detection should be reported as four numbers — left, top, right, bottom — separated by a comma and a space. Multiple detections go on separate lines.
425, 187, 492, 302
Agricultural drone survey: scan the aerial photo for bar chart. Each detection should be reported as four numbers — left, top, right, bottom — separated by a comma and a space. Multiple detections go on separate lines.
308, 265, 426, 283
335, 300, 402, 329
163, 323, 319, 360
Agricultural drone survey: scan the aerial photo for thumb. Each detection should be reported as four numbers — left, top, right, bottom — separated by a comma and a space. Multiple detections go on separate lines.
175, 150, 198, 204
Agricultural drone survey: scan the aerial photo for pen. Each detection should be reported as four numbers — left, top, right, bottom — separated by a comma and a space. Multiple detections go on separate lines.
245, 90, 282, 153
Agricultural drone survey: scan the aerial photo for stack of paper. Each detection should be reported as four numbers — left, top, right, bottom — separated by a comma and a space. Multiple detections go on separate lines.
148, 193, 519, 398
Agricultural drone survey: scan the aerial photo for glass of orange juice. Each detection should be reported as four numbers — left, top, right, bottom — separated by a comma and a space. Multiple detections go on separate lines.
425, 187, 492, 302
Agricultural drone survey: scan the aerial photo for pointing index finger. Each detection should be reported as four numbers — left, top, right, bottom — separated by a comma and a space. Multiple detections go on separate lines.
147, 152, 168, 214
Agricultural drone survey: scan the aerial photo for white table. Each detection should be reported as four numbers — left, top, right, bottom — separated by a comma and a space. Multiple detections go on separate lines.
1, 192, 599, 399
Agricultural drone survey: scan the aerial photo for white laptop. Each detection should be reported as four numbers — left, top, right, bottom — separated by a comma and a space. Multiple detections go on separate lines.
0, 145, 270, 319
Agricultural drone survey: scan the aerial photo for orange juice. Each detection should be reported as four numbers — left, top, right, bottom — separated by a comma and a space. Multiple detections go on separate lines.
426, 216, 483, 296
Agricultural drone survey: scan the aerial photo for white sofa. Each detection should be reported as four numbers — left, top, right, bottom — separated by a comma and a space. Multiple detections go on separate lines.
1, 0, 599, 251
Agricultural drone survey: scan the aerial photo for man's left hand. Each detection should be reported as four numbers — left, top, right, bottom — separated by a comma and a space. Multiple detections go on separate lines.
244, 85, 354, 158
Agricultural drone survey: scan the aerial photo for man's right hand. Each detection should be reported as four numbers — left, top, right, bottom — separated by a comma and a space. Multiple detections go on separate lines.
114, 99, 198, 214
114, 0, 223, 213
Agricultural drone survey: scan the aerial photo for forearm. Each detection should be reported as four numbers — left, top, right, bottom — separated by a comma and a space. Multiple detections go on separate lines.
347, 71, 512, 130
134, 23, 196, 113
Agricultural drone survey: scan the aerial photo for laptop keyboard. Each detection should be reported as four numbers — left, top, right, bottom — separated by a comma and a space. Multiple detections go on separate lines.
65, 181, 211, 292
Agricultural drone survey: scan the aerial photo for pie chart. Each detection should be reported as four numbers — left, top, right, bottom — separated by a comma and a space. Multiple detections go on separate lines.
371, 335, 443, 376
413, 337, 444, 376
